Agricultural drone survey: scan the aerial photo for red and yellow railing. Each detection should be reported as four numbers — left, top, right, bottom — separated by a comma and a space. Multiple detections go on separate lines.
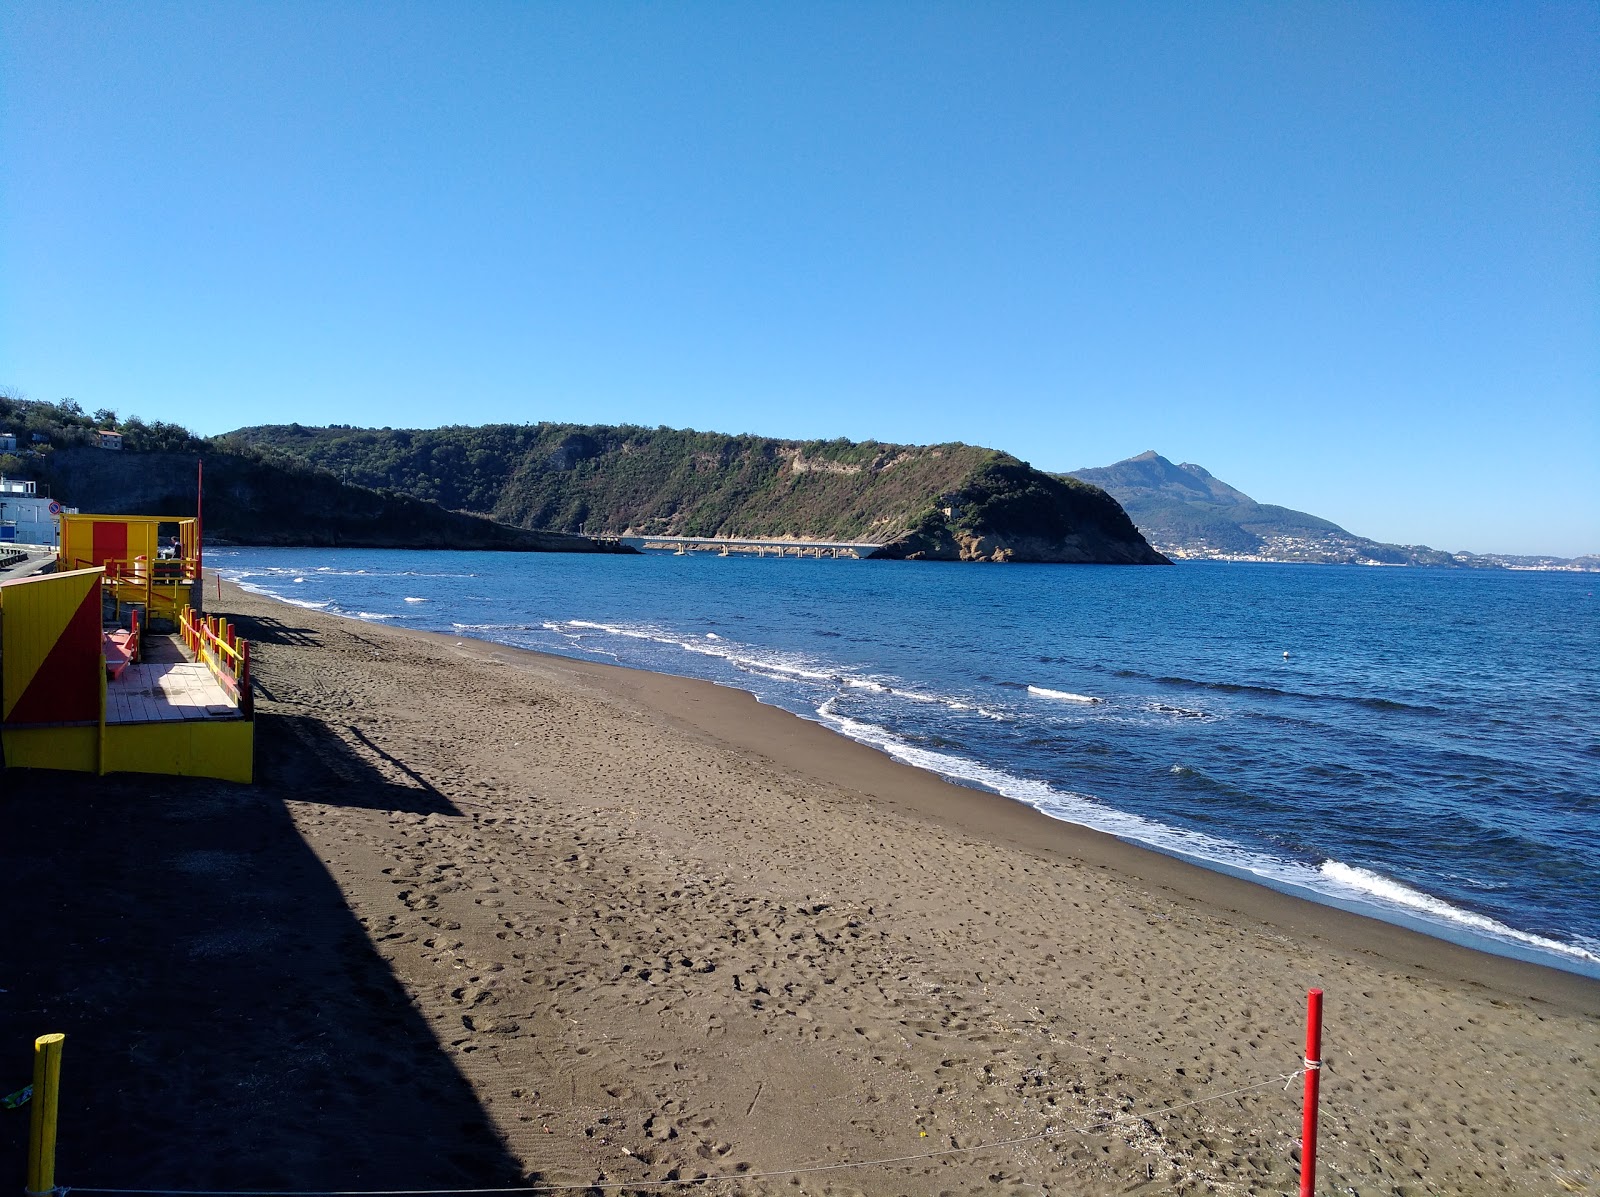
180, 605, 253, 717
65, 553, 197, 623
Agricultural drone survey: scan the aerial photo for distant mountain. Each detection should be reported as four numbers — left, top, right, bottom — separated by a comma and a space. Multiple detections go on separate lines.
224, 422, 1169, 564
1066, 451, 1596, 571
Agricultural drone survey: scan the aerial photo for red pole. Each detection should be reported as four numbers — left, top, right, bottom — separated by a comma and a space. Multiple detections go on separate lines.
1300, 988, 1324, 1196
196, 458, 203, 580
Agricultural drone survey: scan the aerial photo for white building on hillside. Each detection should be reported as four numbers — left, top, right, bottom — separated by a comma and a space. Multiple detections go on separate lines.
0, 477, 73, 546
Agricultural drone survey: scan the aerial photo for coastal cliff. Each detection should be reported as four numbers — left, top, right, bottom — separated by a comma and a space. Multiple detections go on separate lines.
36, 447, 631, 553
229, 422, 1169, 565
870, 457, 1166, 563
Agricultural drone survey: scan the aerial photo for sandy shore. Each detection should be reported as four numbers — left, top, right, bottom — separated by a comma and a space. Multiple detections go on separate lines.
3, 577, 1596, 1195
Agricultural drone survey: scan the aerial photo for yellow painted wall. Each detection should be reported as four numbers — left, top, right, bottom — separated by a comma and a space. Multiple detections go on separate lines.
2, 720, 253, 784
106, 719, 253, 783
0, 568, 101, 722
0, 725, 98, 772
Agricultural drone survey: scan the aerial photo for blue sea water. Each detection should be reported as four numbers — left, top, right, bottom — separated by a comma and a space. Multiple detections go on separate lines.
215, 547, 1600, 978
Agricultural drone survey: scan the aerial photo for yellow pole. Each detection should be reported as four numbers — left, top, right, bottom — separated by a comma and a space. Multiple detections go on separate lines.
26, 1033, 64, 1197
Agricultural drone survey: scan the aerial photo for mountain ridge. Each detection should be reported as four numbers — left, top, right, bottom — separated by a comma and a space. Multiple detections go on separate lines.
225, 422, 1168, 564
1067, 451, 1597, 571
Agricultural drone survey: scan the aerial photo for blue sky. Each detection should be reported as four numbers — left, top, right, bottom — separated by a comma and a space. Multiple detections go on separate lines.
2, 2, 1595, 556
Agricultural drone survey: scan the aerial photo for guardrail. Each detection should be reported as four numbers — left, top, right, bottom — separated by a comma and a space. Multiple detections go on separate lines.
65, 554, 197, 620
180, 605, 253, 716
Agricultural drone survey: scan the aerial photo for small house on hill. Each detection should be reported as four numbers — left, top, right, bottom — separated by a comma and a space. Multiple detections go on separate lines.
96, 429, 123, 450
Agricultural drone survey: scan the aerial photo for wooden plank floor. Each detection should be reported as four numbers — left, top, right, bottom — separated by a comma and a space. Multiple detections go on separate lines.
106, 662, 241, 725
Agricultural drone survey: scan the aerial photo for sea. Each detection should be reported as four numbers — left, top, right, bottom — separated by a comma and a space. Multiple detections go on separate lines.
213, 547, 1600, 979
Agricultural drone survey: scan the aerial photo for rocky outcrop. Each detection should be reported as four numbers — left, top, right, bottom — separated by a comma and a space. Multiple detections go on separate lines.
872, 459, 1170, 564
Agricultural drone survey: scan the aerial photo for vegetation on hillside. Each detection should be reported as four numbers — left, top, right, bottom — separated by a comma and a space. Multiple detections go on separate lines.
0, 395, 626, 553
4, 393, 1164, 562
227, 422, 1167, 561
0, 394, 203, 476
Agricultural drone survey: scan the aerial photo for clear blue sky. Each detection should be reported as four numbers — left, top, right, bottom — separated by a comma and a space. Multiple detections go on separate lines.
2, 2, 1595, 556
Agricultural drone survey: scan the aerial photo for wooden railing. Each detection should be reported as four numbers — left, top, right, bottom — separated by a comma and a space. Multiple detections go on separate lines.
180, 605, 253, 717
66, 555, 196, 620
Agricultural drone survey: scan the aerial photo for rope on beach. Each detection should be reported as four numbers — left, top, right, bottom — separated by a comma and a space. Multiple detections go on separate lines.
55, 1070, 1305, 1196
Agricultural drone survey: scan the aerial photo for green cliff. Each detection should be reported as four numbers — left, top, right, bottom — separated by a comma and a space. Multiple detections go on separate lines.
1, 395, 627, 553
226, 422, 1168, 564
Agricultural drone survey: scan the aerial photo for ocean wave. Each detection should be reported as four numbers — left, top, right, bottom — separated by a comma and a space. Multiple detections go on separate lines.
1149, 674, 1440, 713
356, 611, 398, 620
233, 580, 333, 611
1028, 685, 1102, 704
559, 620, 1014, 720
564, 620, 842, 682
1319, 862, 1600, 965
404, 596, 427, 603
841, 680, 1012, 720
816, 699, 1297, 869
814, 699, 1600, 969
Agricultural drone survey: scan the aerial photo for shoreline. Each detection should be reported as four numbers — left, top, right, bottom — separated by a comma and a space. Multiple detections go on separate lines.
239, 570, 1600, 996
388, 606, 1600, 1016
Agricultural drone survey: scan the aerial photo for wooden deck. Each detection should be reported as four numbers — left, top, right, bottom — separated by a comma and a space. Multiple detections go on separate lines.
105, 661, 241, 725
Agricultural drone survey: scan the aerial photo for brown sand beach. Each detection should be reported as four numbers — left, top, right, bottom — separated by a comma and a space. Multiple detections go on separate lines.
3, 577, 1596, 1195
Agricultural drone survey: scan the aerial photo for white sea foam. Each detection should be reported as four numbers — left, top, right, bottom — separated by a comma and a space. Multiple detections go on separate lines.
1318, 862, 1600, 964
816, 699, 1255, 862
814, 699, 1600, 969
233, 580, 332, 611
564, 619, 841, 682
404, 597, 427, 603
293, 577, 305, 583
568, 619, 658, 641
1028, 685, 1101, 704
356, 611, 398, 620
560, 620, 1017, 721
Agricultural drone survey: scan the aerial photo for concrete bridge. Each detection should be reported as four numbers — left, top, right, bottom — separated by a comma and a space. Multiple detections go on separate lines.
623, 535, 884, 559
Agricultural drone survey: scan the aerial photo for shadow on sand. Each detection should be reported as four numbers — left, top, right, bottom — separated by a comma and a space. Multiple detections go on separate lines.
0, 717, 538, 1189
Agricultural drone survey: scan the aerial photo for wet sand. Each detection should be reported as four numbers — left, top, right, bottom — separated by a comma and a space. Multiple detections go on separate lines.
2, 577, 1595, 1195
